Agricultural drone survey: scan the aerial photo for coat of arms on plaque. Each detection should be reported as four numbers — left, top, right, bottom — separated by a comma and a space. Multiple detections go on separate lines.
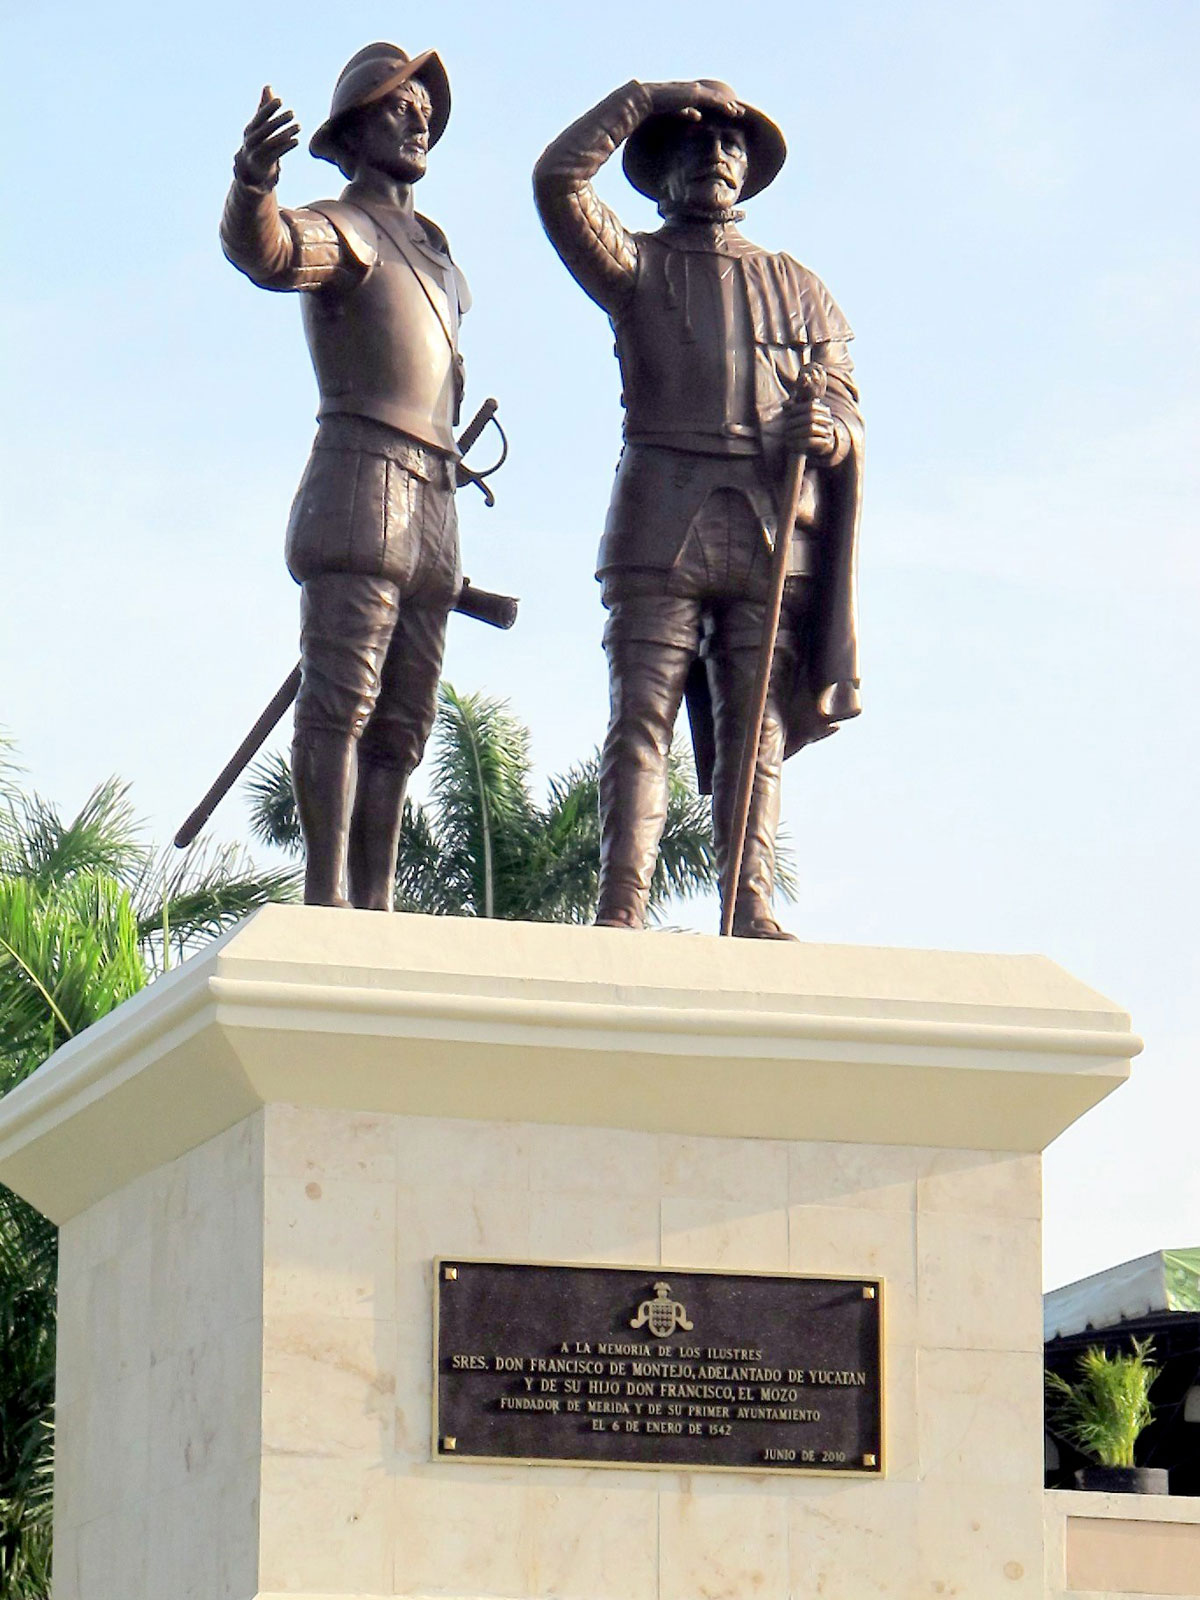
630, 1281, 694, 1338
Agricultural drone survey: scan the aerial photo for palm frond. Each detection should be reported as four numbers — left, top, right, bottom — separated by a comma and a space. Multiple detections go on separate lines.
522, 757, 602, 923
0, 876, 146, 1075
394, 799, 470, 915
1, 780, 143, 889
429, 685, 537, 919
245, 751, 302, 856
0, 1187, 55, 1600
129, 842, 299, 972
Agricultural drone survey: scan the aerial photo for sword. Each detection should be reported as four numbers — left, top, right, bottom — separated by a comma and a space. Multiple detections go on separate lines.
718, 360, 827, 936
173, 400, 515, 850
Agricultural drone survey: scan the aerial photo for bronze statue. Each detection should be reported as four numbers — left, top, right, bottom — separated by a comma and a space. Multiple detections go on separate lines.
534, 80, 864, 939
221, 44, 480, 910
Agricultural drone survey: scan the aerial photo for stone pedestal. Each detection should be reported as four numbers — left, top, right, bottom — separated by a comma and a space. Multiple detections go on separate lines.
0, 907, 1140, 1600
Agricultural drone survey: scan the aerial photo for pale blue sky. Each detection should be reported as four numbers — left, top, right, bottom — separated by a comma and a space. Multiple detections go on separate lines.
2, 0, 1197, 1288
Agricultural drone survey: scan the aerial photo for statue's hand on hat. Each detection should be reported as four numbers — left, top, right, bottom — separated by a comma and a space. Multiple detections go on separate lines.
234, 86, 301, 190
643, 81, 743, 123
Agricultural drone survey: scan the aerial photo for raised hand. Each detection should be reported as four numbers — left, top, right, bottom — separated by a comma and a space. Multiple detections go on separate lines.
644, 81, 743, 123
235, 86, 300, 188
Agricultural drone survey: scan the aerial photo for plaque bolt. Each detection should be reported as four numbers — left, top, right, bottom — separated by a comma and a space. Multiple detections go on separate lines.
442, 1436, 457, 1452
863, 1453, 877, 1467
862, 1285, 876, 1299
443, 1266, 458, 1281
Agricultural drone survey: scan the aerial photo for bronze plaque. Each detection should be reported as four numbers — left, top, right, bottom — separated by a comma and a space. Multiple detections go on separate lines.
434, 1259, 883, 1474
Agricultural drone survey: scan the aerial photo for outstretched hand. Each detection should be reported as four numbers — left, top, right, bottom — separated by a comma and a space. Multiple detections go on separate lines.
235, 86, 300, 187
644, 81, 743, 122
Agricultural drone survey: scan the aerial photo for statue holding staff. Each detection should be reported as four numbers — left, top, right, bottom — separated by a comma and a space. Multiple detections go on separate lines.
534, 80, 864, 938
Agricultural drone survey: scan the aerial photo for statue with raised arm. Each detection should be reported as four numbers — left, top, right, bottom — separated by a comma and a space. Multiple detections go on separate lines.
220, 44, 472, 910
534, 80, 864, 939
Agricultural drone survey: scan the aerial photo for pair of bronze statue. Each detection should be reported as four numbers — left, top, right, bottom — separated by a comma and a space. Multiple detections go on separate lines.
220, 45, 864, 939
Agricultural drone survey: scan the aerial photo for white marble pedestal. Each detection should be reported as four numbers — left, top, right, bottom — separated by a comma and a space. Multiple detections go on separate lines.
0, 907, 1140, 1600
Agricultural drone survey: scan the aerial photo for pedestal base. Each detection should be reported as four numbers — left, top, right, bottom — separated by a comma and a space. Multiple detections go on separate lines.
0, 908, 1141, 1600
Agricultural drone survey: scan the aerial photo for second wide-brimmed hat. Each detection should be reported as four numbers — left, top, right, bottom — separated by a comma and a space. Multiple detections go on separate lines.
622, 81, 786, 203
310, 43, 450, 167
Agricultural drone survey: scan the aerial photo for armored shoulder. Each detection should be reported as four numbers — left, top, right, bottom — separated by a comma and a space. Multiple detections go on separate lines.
304, 199, 380, 273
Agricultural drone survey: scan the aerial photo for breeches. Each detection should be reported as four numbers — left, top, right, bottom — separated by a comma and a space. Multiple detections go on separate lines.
294, 574, 449, 771
288, 423, 459, 772
598, 487, 809, 917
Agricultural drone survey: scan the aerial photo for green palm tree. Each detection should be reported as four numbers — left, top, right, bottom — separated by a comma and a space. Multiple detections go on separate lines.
0, 741, 298, 1599
246, 683, 783, 923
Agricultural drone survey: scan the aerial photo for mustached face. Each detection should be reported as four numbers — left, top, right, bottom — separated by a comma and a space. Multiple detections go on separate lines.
661, 120, 749, 212
339, 79, 434, 182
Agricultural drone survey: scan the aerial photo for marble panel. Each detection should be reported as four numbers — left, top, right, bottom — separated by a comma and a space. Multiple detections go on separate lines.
259, 1456, 394, 1595
527, 1122, 661, 1198
109, 1370, 151, 1511
527, 1190, 661, 1265
115, 1228, 153, 1382
115, 1164, 160, 1246
658, 1477, 789, 1600
788, 1479, 921, 1599
393, 1183, 532, 1327
524, 1480, 659, 1600
143, 1467, 261, 1600
917, 1211, 1043, 1353
788, 1203, 918, 1347
660, 1196, 789, 1270
395, 1113, 533, 1192
883, 1341, 919, 1480
263, 1311, 397, 1461
918, 1148, 1042, 1220
147, 1320, 262, 1494
918, 1483, 1045, 1600
391, 1470, 531, 1597
50, 1519, 80, 1600
392, 1332, 433, 1462
788, 1140, 921, 1212
917, 1347, 1045, 1487
53, 1393, 86, 1534
263, 1174, 397, 1323
660, 1131, 789, 1205
149, 1182, 264, 1362
266, 1102, 398, 1184
72, 1380, 121, 1525
76, 1509, 136, 1600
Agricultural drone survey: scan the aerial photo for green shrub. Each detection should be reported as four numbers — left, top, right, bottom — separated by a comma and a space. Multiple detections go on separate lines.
1045, 1337, 1158, 1469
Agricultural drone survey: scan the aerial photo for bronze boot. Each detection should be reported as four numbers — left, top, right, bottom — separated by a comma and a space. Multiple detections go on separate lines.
711, 695, 796, 941
347, 759, 410, 911
291, 730, 356, 908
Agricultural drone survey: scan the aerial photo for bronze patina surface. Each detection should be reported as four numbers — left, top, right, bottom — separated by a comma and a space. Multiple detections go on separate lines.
220, 44, 476, 910
534, 81, 864, 939
435, 1259, 883, 1473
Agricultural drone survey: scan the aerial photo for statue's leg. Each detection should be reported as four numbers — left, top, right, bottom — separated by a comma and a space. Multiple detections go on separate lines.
293, 573, 398, 908
348, 471, 458, 912
707, 595, 803, 940
349, 600, 448, 910
596, 592, 699, 929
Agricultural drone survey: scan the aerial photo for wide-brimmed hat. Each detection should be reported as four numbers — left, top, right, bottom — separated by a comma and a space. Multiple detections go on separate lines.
623, 81, 786, 203
310, 43, 451, 168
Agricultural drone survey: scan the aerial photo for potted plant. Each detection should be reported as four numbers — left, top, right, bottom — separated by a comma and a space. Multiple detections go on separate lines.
1045, 1336, 1167, 1493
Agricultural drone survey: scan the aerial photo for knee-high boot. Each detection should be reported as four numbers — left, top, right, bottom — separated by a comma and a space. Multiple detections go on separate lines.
291, 729, 356, 908
710, 657, 795, 941
347, 759, 410, 912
